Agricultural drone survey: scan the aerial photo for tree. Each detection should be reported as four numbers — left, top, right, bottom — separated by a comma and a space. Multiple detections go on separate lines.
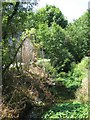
2, 1, 38, 73
36, 23, 73, 72
2, 1, 38, 39
66, 11, 89, 63
35, 5, 68, 28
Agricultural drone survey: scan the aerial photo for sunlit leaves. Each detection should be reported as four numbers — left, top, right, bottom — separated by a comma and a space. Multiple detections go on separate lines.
35, 5, 68, 28
42, 102, 88, 119
36, 23, 73, 72
66, 12, 89, 62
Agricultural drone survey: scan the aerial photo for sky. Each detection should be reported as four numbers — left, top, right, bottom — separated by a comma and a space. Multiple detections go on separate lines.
34, 0, 89, 23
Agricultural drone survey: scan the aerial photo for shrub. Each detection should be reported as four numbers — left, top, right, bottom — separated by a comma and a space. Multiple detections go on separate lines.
42, 102, 88, 119
55, 57, 88, 91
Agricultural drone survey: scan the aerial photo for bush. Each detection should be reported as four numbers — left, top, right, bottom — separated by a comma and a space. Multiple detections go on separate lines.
42, 102, 88, 119
55, 57, 88, 91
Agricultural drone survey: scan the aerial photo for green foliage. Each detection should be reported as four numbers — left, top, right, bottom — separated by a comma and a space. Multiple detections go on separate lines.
36, 11, 89, 72
55, 57, 88, 90
2, 3, 89, 119
42, 102, 88, 119
37, 23, 74, 72
35, 5, 68, 28
2, 2, 37, 72
66, 12, 89, 62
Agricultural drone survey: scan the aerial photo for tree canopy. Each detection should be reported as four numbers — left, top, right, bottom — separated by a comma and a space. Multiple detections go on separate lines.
66, 12, 89, 62
35, 5, 68, 28
2, 3, 89, 73
2, 1, 38, 73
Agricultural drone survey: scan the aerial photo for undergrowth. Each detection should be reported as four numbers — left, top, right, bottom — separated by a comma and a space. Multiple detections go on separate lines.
42, 101, 88, 119
55, 57, 88, 91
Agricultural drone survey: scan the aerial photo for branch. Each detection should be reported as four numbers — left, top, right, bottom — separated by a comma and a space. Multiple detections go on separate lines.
3, 37, 27, 74
3, 2, 20, 39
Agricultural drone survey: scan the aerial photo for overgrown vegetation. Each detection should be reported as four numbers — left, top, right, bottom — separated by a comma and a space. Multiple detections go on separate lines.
42, 102, 88, 119
1, 1, 90, 119
55, 57, 88, 91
